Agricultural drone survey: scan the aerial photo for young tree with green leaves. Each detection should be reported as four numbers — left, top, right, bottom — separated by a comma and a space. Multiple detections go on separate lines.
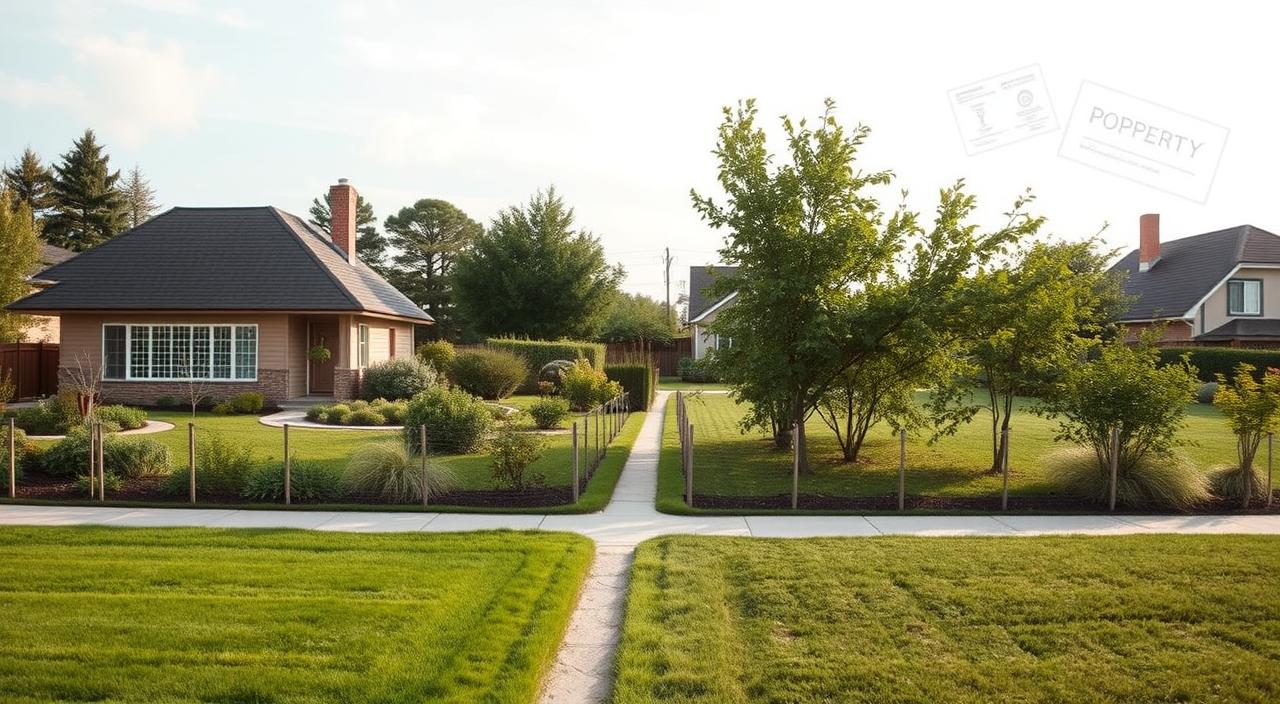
310, 191, 389, 274
43, 129, 127, 251
383, 199, 482, 341
118, 164, 160, 228
2, 147, 54, 227
1212, 363, 1280, 506
598, 292, 675, 345
693, 99, 1039, 469
453, 187, 623, 339
0, 190, 40, 342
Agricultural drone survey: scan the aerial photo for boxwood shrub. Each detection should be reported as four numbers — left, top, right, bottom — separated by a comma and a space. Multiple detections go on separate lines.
361, 357, 438, 401
486, 338, 606, 393
402, 387, 494, 454
451, 348, 528, 400
1159, 347, 1280, 382
604, 363, 657, 410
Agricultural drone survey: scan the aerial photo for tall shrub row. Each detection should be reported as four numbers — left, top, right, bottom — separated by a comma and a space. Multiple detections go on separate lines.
1159, 347, 1280, 382
486, 338, 606, 393
604, 363, 656, 410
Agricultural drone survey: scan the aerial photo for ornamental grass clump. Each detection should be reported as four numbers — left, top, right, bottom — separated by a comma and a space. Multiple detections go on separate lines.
1210, 363, 1280, 506
1036, 331, 1208, 510
343, 441, 459, 503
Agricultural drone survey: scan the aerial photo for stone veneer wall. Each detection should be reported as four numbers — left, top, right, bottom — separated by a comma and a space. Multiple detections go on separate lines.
68, 369, 291, 407
333, 368, 362, 401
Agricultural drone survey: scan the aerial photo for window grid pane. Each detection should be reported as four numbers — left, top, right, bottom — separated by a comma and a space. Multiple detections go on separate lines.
192, 326, 211, 378
130, 326, 151, 379
234, 326, 257, 380
172, 325, 192, 378
213, 326, 232, 379
103, 325, 126, 380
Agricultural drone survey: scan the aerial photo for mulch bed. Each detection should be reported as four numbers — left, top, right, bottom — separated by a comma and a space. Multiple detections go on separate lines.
691, 492, 1280, 513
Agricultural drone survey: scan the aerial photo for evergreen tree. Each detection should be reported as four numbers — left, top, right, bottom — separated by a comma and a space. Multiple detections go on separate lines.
384, 199, 482, 341
453, 187, 624, 339
1, 147, 54, 227
310, 192, 389, 273
44, 129, 127, 251
0, 189, 40, 342
119, 164, 160, 228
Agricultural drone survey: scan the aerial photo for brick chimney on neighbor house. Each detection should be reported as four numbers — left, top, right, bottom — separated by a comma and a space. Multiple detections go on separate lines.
1138, 213, 1160, 272
329, 178, 358, 261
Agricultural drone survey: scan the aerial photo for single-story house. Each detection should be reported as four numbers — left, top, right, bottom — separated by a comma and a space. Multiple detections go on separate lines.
6, 179, 432, 404
17, 242, 76, 343
1110, 214, 1280, 347
687, 265, 737, 360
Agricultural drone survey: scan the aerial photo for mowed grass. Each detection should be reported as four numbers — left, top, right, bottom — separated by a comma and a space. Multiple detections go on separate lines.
0, 526, 592, 703
612, 535, 1280, 703
658, 392, 1238, 511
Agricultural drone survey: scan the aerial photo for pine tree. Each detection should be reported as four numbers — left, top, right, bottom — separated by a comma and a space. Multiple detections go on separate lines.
1, 147, 54, 227
309, 192, 389, 273
119, 164, 160, 228
0, 189, 40, 342
43, 129, 127, 251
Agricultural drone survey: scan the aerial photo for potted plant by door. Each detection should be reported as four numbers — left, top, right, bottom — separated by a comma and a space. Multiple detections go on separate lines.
309, 345, 332, 363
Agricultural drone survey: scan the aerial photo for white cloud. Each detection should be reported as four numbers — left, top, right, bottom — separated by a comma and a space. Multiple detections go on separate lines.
0, 31, 219, 145
119, 0, 259, 29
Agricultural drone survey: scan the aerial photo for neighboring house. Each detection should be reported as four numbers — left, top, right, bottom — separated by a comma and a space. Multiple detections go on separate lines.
6, 180, 432, 404
18, 242, 77, 343
687, 265, 737, 360
1111, 214, 1280, 347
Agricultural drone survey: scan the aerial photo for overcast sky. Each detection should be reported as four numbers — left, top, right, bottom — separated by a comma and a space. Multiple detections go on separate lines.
2, 0, 1276, 306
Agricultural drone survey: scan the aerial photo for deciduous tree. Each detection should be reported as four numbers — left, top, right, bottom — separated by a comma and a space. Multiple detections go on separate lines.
598, 293, 675, 345
0, 190, 40, 342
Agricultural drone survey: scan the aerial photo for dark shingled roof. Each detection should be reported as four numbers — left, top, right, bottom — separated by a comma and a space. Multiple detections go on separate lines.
8, 206, 432, 322
688, 265, 737, 322
1109, 225, 1280, 321
1198, 318, 1280, 341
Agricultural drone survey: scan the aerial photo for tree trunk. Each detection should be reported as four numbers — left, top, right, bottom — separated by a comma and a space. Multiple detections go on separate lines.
794, 408, 810, 474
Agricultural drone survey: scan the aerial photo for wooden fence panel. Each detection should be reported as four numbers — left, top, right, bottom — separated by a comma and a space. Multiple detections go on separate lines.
0, 342, 60, 400
605, 338, 690, 376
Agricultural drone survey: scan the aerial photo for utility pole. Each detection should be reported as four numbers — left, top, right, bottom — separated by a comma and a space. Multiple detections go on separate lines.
662, 246, 675, 327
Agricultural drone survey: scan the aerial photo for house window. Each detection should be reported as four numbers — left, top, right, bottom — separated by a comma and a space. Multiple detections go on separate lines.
358, 324, 370, 368
103, 325, 126, 380
1227, 279, 1262, 316
105, 324, 258, 381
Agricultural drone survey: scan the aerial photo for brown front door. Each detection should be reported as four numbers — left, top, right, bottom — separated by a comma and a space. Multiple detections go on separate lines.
309, 319, 338, 394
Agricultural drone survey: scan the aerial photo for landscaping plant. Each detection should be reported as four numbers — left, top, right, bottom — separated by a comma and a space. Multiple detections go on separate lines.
402, 386, 495, 453
677, 355, 720, 383
415, 340, 456, 376
343, 440, 459, 502
528, 397, 571, 429
561, 359, 621, 410
487, 340, 607, 393
450, 348, 528, 400
1210, 363, 1280, 505
344, 408, 387, 426
243, 457, 342, 502
41, 430, 171, 479
163, 431, 254, 497
1037, 331, 1207, 509
539, 359, 575, 393
93, 404, 148, 431
604, 363, 656, 410
489, 423, 546, 490
229, 392, 265, 414
360, 357, 438, 401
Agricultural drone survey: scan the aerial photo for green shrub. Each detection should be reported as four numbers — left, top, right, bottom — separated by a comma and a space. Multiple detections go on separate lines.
402, 387, 494, 454
229, 392, 265, 414
528, 397, 571, 429
155, 395, 179, 409
343, 440, 459, 502
305, 405, 330, 423
0, 426, 32, 488
1196, 382, 1219, 404
371, 399, 408, 424
1045, 446, 1209, 510
242, 458, 342, 503
12, 398, 75, 435
345, 408, 388, 426
163, 432, 254, 497
1208, 464, 1271, 502
93, 405, 148, 431
562, 360, 623, 411
604, 363, 656, 410
489, 424, 546, 490
40, 430, 171, 479
451, 348, 528, 400
1160, 347, 1280, 382
361, 357, 438, 401
416, 340, 457, 375
74, 472, 122, 494
486, 338, 606, 393
538, 360, 575, 392
1210, 363, 1280, 506
349, 399, 371, 411
678, 355, 720, 383
211, 402, 235, 415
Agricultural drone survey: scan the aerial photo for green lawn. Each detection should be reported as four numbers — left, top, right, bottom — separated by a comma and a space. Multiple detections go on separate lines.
26, 408, 645, 513
657, 376, 730, 391
0, 526, 592, 704
657, 392, 1240, 513
612, 535, 1280, 703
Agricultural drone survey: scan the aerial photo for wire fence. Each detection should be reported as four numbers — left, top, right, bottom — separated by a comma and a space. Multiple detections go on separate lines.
2, 392, 634, 509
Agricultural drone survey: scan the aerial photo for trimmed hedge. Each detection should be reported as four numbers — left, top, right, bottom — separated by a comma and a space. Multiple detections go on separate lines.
486, 338, 606, 393
605, 363, 657, 411
1158, 347, 1280, 382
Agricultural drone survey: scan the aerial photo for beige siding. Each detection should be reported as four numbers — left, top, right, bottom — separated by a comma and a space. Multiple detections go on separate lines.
368, 326, 390, 365
21, 315, 60, 343
1195, 267, 1280, 335
287, 315, 309, 398
60, 312, 292, 371
350, 316, 414, 368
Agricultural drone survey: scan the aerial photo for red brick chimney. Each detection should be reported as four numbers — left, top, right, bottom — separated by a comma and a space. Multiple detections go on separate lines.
329, 178, 357, 262
1138, 213, 1160, 272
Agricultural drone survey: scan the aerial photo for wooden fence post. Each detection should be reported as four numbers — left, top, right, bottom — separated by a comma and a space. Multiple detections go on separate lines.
1000, 427, 1010, 511
420, 424, 429, 507
188, 423, 196, 505
685, 424, 694, 508
1108, 426, 1120, 512
96, 422, 104, 501
283, 423, 291, 506
572, 422, 580, 503
7, 417, 15, 499
792, 424, 799, 511
898, 429, 907, 511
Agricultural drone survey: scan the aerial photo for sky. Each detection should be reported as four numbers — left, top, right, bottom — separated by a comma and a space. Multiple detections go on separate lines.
2, 0, 1277, 310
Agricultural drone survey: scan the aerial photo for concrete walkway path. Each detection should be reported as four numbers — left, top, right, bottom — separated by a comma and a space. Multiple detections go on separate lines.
2, 390, 1278, 704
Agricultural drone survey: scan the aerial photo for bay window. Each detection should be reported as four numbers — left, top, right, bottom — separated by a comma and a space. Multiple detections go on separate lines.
102, 324, 258, 381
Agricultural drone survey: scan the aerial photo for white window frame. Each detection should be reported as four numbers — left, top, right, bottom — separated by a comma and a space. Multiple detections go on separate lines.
358, 324, 370, 368
102, 323, 259, 382
1227, 279, 1263, 316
